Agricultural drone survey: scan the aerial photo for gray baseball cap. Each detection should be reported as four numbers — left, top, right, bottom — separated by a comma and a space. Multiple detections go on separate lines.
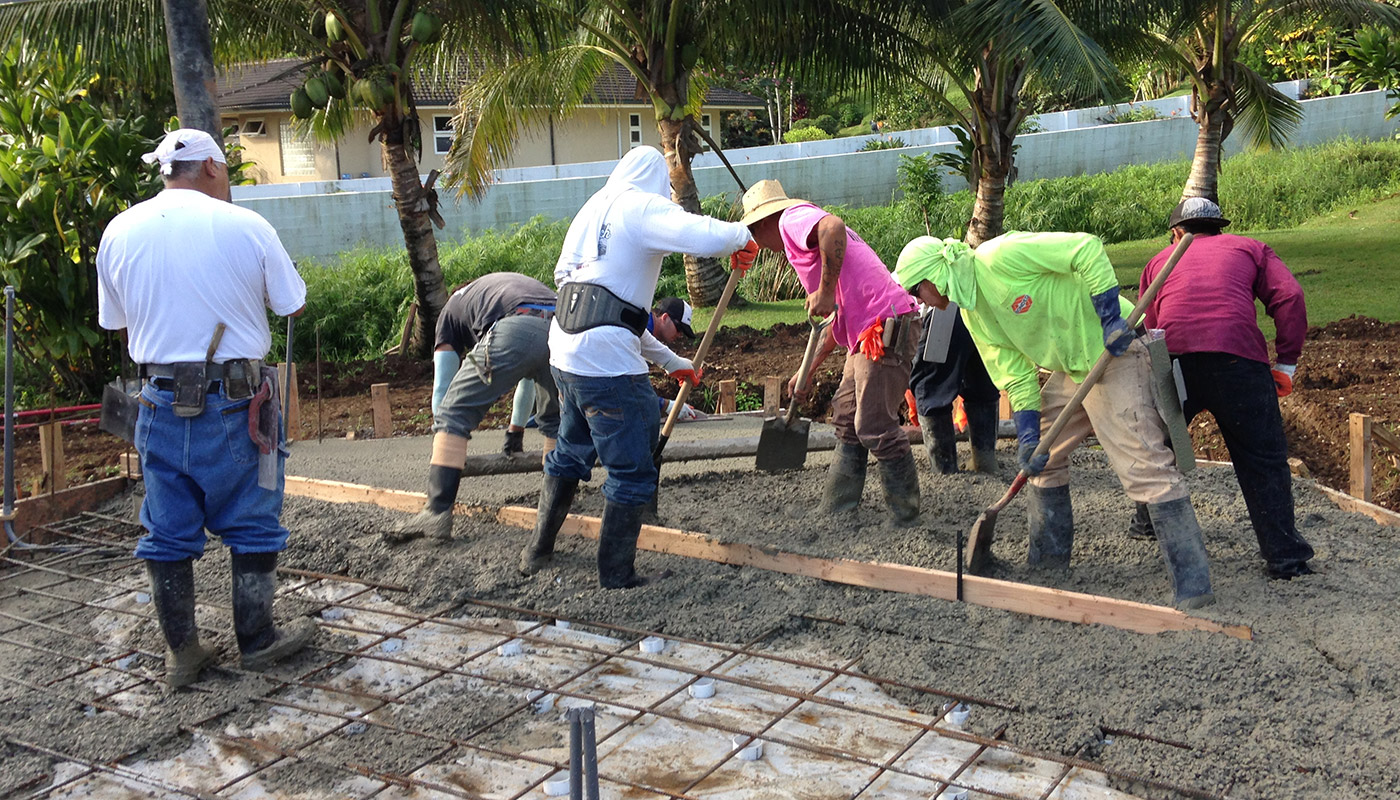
1167, 197, 1231, 229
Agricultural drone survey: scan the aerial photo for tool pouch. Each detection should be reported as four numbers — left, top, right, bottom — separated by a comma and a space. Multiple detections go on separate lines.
170, 362, 209, 418
555, 283, 648, 336
223, 359, 256, 400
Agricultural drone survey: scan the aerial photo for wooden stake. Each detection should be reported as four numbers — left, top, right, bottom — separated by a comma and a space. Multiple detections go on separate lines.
718, 379, 737, 415
999, 391, 1011, 420
120, 452, 142, 480
763, 376, 782, 417
278, 362, 300, 442
284, 476, 1252, 640
1351, 412, 1373, 503
371, 383, 392, 439
38, 422, 66, 492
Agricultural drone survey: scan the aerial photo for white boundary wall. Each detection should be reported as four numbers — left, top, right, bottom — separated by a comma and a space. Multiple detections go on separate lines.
235, 85, 1399, 259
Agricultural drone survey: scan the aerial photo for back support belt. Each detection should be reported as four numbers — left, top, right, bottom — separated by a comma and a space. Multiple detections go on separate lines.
555, 283, 648, 337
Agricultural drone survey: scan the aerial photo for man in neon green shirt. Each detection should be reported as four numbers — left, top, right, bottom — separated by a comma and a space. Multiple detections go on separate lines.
894, 233, 1214, 610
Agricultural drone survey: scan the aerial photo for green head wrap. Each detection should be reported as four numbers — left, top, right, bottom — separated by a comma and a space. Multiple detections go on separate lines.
894, 236, 978, 310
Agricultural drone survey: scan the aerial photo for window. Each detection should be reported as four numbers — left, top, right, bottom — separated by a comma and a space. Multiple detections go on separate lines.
241, 119, 267, 137
629, 113, 642, 147
278, 122, 316, 176
700, 113, 712, 152
433, 115, 454, 155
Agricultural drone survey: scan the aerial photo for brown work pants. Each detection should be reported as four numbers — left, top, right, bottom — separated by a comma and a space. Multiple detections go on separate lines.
1030, 338, 1187, 504
829, 315, 918, 461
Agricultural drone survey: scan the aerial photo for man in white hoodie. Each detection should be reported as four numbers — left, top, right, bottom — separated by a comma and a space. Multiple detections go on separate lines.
518, 147, 756, 588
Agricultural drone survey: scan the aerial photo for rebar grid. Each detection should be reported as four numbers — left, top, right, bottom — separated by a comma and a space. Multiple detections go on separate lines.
0, 524, 1228, 800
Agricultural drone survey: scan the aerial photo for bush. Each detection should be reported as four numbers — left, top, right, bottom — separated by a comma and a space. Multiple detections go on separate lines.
788, 117, 816, 130
834, 103, 863, 127
860, 137, 906, 151
1101, 105, 1164, 124
784, 126, 832, 143
812, 114, 840, 135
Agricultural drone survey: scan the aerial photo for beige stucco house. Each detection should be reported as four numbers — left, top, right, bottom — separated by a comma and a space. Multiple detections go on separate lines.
216, 60, 763, 185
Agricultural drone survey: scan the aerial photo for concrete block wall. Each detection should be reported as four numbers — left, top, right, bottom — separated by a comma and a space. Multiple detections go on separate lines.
236, 86, 1397, 259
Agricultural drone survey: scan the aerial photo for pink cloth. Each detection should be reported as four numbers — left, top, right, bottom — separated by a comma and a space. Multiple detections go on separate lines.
778, 204, 916, 350
1141, 233, 1307, 365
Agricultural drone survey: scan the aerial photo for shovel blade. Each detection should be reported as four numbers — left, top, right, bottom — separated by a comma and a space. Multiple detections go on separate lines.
98, 381, 139, 444
755, 416, 812, 472
966, 510, 997, 574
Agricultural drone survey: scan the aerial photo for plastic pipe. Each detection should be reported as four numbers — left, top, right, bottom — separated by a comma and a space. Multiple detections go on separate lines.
580, 708, 599, 800
9, 404, 101, 420
3, 285, 28, 549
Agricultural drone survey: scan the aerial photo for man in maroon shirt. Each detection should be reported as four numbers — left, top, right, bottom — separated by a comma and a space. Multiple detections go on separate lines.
1136, 198, 1315, 579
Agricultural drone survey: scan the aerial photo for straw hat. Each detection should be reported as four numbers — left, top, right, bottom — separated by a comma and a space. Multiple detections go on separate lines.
739, 179, 808, 227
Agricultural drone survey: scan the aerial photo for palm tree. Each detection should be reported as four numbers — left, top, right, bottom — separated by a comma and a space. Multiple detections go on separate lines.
1155, 0, 1400, 203
0, 0, 550, 356
442, 0, 910, 305
893, 0, 1163, 246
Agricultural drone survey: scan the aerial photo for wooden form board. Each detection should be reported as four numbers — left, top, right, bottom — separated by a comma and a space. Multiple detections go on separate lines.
763, 376, 782, 417
284, 475, 1252, 640
1198, 458, 1400, 528
6, 476, 130, 545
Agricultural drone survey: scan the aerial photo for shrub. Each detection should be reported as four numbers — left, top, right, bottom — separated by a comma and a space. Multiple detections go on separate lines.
1101, 105, 1164, 124
784, 126, 832, 143
813, 114, 840, 135
788, 117, 816, 130
835, 103, 863, 127
859, 137, 906, 151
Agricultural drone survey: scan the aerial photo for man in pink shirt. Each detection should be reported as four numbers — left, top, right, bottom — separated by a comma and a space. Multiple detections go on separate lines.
740, 180, 922, 526
1138, 198, 1314, 580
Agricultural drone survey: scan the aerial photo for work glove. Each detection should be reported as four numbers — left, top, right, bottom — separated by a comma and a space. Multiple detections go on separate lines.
1090, 288, 1132, 357
730, 240, 759, 274
1014, 410, 1049, 475
662, 397, 704, 421
1272, 364, 1296, 398
661, 354, 702, 387
856, 319, 885, 360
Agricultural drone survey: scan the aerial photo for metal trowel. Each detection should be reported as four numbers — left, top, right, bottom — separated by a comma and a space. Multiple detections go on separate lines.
755, 315, 830, 472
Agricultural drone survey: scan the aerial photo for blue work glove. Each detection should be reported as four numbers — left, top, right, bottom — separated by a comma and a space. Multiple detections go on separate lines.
1090, 287, 1132, 357
1014, 410, 1050, 475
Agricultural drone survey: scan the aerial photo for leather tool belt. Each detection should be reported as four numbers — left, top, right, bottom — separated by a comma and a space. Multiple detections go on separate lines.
139, 359, 264, 416
555, 283, 648, 337
880, 312, 915, 350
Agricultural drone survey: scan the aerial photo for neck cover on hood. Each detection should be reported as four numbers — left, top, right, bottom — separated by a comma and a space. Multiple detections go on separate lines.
894, 236, 978, 310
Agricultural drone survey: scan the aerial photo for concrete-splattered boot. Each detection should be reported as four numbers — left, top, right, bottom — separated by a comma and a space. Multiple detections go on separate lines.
597, 500, 667, 589
232, 552, 317, 671
390, 433, 468, 542
519, 475, 579, 575
146, 559, 218, 688
1147, 497, 1216, 610
964, 401, 1000, 474
878, 451, 922, 527
1027, 484, 1074, 568
1127, 502, 1155, 540
819, 442, 868, 513
918, 414, 958, 475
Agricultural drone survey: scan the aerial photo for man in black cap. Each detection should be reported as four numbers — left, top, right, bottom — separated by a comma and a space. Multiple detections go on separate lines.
1135, 197, 1315, 579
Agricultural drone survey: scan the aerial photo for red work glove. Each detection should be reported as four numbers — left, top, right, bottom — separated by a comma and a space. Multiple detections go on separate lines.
1272, 364, 1295, 398
857, 319, 885, 361
663, 355, 702, 387
730, 240, 759, 274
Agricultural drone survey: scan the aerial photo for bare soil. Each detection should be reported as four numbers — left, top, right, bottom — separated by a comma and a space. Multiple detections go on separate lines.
11, 318, 1399, 510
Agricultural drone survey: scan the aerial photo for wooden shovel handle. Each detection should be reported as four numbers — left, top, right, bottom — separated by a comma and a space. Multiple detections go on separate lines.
660, 266, 744, 441
785, 316, 831, 425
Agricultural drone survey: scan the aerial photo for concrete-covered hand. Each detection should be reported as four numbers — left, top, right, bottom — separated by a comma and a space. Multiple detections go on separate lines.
1014, 410, 1049, 475
1272, 363, 1296, 397
662, 354, 702, 387
730, 240, 759, 274
1091, 287, 1132, 356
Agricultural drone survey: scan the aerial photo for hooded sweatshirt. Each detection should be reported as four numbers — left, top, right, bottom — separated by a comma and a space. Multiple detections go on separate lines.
549, 147, 750, 376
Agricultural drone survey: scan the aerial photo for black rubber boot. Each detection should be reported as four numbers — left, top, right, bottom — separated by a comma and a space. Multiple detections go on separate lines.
390, 465, 462, 542
519, 475, 579, 575
918, 414, 958, 475
878, 451, 922, 527
502, 428, 525, 455
1027, 484, 1074, 568
964, 401, 1000, 475
146, 559, 218, 688
1147, 497, 1216, 610
1127, 502, 1155, 540
597, 500, 667, 589
819, 442, 868, 513
231, 552, 317, 671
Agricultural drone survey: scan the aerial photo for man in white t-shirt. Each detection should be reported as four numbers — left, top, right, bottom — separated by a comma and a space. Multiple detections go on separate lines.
518, 146, 757, 588
96, 129, 315, 687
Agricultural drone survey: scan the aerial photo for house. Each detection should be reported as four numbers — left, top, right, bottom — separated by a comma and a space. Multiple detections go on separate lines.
216, 59, 763, 185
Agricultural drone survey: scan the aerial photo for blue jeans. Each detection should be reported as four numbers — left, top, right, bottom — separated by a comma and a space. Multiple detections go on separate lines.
134, 381, 289, 561
545, 370, 659, 506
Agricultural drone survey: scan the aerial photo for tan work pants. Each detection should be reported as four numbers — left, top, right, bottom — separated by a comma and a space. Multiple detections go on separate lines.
1030, 338, 1187, 504
829, 315, 918, 461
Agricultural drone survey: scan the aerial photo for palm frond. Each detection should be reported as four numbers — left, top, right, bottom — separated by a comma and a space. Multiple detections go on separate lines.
955, 0, 1125, 102
1232, 62, 1302, 150
1256, 0, 1400, 37
443, 44, 612, 200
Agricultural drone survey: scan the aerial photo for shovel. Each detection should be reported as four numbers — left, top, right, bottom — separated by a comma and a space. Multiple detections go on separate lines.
964, 233, 1195, 574
755, 314, 831, 472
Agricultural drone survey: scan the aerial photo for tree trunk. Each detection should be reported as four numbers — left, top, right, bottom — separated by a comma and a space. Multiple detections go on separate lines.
383, 136, 447, 358
966, 116, 1016, 247
161, 0, 221, 141
1183, 87, 1228, 203
658, 116, 727, 307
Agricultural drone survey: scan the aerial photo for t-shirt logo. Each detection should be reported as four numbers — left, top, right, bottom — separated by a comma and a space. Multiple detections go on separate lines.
597, 223, 611, 256
1011, 294, 1033, 314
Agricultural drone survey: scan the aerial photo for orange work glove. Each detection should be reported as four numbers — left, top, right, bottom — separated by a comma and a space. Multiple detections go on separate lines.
1272, 365, 1295, 398
857, 319, 885, 360
904, 389, 918, 423
952, 396, 968, 433
730, 240, 759, 274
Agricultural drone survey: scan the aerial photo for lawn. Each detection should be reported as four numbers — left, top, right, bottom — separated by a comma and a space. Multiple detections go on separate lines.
699, 194, 1400, 335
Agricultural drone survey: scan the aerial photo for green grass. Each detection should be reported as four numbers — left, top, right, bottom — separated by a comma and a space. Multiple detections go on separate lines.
1106, 194, 1400, 338
691, 298, 808, 331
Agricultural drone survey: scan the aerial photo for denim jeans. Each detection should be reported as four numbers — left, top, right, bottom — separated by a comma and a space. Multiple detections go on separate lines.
133, 381, 289, 561
1176, 352, 1314, 569
435, 315, 560, 440
545, 370, 659, 506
